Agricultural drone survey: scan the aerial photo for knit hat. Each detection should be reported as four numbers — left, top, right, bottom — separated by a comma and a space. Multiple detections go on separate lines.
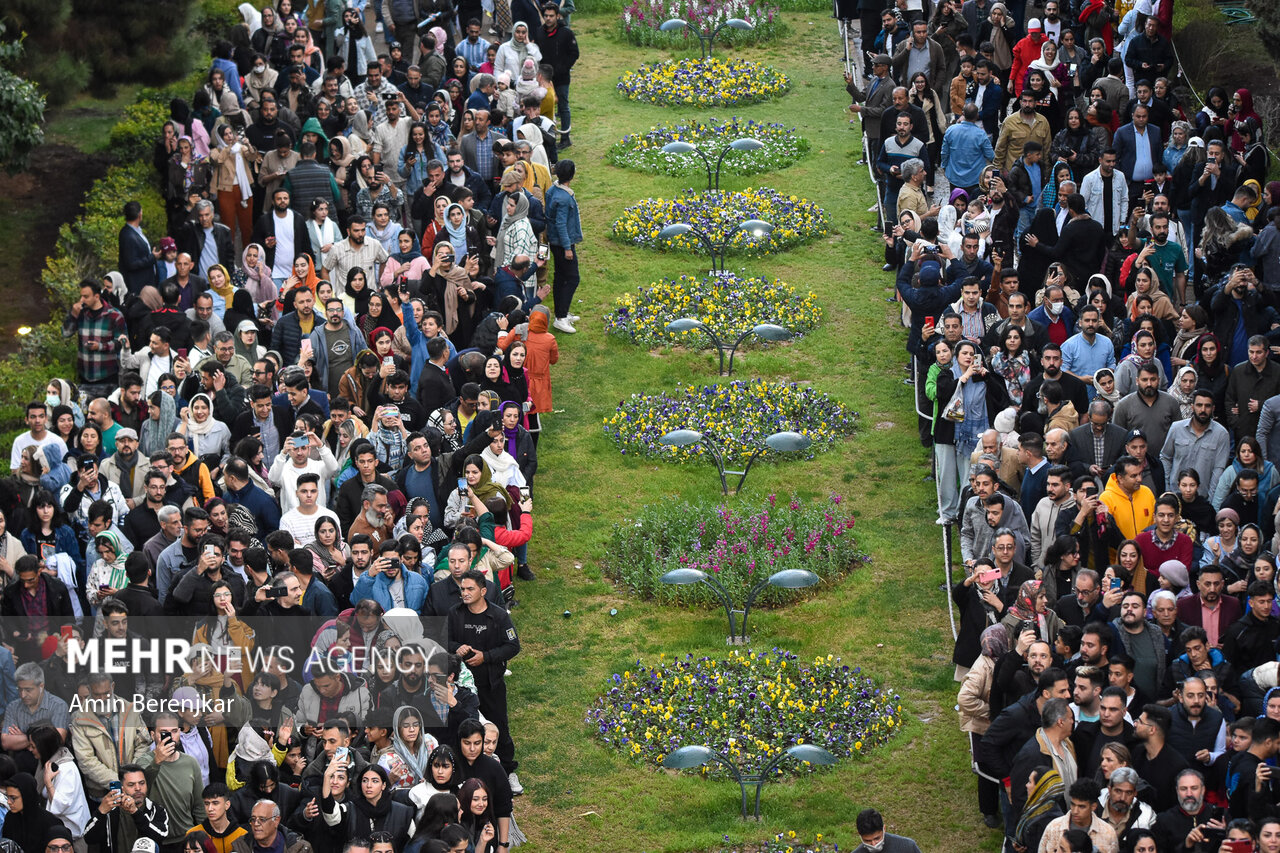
1158, 560, 1189, 591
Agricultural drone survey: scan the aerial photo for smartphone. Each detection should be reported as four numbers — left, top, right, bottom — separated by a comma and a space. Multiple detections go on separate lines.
537, 244, 549, 261
924, 315, 935, 327
301, 340, 313, 355
108, 779, 122, 794
1110, 578, 1123, 591
977, 568, 1001, 584
519, 486, 530, 500
1018, 620, 1038, 639
334, 746, 349, 762
383, 355, 395, 368
457, 477, 467, 497
59, 625, 74, 641
204, 545, 218, 558
292, 436, 309, 448
1224, 841, 1254, 853
264, 586, 287, 599
177, 348, 188, 359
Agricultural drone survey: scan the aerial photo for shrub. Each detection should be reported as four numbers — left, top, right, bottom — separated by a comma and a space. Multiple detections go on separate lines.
617, 57, 789, 107
603, 494, 864, 606
606, 117, 810, 179
611, 188, 830, 257
604, 272, 821, 348
586, 649, 903, 777
603, 379, 857, 465
619, 0, 785, 48
108, 100, 172, 164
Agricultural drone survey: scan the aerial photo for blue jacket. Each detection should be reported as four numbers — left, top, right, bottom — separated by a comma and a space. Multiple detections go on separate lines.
401, 301, 429, 395
1112, 122, 1163, 183
19, 525, 83, 579
302, 578, 340, 620
544, 184, 582, 248
222, 481, 282, 539
212, 58, 244, 106
352, 567, 430, 612
896, 260, 962, 355
1028, 303, 1076, 338
271, 310, 311, 366
940, 121, 996, 189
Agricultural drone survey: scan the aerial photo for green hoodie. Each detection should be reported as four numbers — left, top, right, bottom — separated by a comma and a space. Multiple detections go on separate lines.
295, 116, 331, 155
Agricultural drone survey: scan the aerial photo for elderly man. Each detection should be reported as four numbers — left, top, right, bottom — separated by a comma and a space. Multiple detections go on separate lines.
177, 200, 235, 277
1151, 768, 1225, 853
235, 799, 312, 852
969, 429, 1022, 495
1098, 766, 1157, 845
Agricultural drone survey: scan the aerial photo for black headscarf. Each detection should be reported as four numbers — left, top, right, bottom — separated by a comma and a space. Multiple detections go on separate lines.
2, 773, 63, 852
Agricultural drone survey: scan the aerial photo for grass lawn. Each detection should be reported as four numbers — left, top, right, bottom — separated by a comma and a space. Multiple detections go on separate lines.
505, 10, 994, 851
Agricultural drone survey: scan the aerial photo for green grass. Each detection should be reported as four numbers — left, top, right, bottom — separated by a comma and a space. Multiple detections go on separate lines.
501, 11, 992, 852
43, 86, 140, 153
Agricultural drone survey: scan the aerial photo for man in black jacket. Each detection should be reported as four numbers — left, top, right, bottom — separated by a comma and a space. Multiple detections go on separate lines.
449, 570, 521, 786
533, 3, 578, 149
177, 201, 235, 278
1, 556, 76, 662
422, 652, 481, 751
1024, 194, 1107, 289
417, 336, 456, 417
250, 188, 310, 280
119, 201, 159, 295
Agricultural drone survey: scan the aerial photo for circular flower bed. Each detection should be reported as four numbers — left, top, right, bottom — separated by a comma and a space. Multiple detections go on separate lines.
606, 117, 810, 178
603, 379, 856, 465
604, 273, 821, 349
586, 649, 903, 777
619, 0, 785, 47
604, 495, 864, 606
611, 188, 829, 257
618, 57, 789, 107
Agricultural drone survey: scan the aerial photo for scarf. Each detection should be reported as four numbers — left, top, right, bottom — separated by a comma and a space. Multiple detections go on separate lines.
1015, 768, 1064, 845
470, 458, 511, 508
494, 190, 530, 268
501, 401, 522, 455
481, 444, 520, 485
141, 391, 178, 457
1030, 43, 1061, 74
392, 706, 436, 785
979, 623, 1009, 659
441, 264, 477, 336
505, 25, 533, 67
217, 129, 255, 202
94, 530, 128, 589
1093, 368, 1119, 407
428, 408, 463, 453
1123, 330, 1155, 368
233, 724, 273, 764
241, 242, 275, 303
208, 263, 235, 303
1170, 365, 1198, 417
1008, 579, 1041, 622
430, 26, 447, 55
444, 203, 470, 259
1038, 728, 1077, 793
186, 393, 221, 457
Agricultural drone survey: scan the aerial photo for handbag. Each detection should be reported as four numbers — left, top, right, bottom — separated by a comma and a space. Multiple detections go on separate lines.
943, 379, 967, 422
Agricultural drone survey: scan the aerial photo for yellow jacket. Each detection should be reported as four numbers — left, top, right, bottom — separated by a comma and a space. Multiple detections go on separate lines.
1100, 473, 1155, 543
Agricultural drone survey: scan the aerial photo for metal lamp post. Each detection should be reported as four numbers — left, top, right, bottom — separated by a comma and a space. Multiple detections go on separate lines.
659, 566, 819, 644
657, 219, 774, 274
660, 138, 767, 191
665, 318, 792, 375
658, 17, 754, 58
659, 428, 811, 496
661, 743, 837, 818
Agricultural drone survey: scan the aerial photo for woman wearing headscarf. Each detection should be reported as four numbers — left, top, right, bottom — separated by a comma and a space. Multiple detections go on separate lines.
1230, 88, 1263, 154
1115, 329, 1166, 396
324, 763, 415, 842
1168, 364, 1198, 420
140, 389, 179, 458
958, 623, 1008, 826
392, 705, 439, 788
210, 123, 258, 246
233, 318, 266, 365
1016, 768, 1065, 853
179, 393, 232, 469
307, 197, 342, 267
437, 202, 480, 265
1000, 579, 1062, 648
166, 135, 211, 233
206, 263, 236, 319
381, 233, 431, 291
494, 191, 535, 271
236, 243, 278, 318
277, 253, 321, 315
494, 22, 541, 81
86, 529, 129, 607
443, 454, 511, 529
1, 773, 65, 852
521, 307, 558, 444
977, 4, 1014, 110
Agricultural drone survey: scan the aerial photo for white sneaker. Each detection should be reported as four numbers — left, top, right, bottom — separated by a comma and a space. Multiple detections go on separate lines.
375, 21, 383, 32
567, 313, 581, 322
552, 318, 577, 333
508, 772, 524, 795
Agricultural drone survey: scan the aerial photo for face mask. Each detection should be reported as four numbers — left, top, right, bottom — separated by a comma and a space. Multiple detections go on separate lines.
1047, 301, 1064, 316
254, 65, 266, 74
45, 393, 60, 407
863, 840, 885, 852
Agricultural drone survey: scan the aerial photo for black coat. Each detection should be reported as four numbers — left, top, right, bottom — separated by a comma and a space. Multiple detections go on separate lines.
250, 209, 310, 273
119, 225, 158, 293
934, 364, 1011, 437
1026, 215, 1108, 290
1017, 206, 1063, 292
177, 220, 236, 272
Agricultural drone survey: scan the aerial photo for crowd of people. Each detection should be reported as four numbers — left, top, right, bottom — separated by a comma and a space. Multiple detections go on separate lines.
847, 0, 1280, 849
0, 2, 586, 852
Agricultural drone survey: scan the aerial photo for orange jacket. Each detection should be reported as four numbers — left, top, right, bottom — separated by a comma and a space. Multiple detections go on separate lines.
523, 310, 560, 414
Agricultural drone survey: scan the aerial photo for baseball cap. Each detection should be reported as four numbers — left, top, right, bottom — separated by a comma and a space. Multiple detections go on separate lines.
1027, 17, 1042, 30
133, 840, 158, 853
116, 427, 138, 441
872, 53, 891, 66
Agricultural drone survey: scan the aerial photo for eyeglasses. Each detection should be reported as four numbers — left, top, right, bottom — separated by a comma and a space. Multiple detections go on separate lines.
248, 815, 278, 824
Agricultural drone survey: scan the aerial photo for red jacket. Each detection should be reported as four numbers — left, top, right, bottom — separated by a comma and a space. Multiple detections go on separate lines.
1010, 34, 1046, 97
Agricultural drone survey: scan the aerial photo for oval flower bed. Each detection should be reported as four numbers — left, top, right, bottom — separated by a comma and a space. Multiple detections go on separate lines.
604, 495, 865, 606
611, 188, 829, 257
606, 117, 810, 178
604, 273, 821, 349
586, 649, 903, 777
618, 57, 789, 107
619, 0, 784, 48
603, 379, 856, 465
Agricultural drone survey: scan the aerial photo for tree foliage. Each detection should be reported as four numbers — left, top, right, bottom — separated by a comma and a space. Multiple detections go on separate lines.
1249, 0, 1280, 66
0, 24, 46, 174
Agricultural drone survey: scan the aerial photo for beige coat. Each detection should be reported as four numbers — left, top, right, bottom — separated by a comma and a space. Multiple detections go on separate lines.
958, 653, 997, 734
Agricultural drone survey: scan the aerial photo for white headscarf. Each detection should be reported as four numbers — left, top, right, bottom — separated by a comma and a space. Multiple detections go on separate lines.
239, 2, 262, 34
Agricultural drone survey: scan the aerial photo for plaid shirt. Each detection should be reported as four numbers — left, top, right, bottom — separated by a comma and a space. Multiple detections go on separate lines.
66, 302, 126, 383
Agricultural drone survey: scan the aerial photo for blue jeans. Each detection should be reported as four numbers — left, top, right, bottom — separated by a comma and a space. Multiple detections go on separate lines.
1014, 205, 1035, 247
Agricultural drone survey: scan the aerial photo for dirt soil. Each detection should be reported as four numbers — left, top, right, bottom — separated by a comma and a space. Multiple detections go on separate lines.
0, 143, 111, 354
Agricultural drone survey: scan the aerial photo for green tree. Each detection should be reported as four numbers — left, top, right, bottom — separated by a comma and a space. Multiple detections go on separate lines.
0, 24, 46, 174
1250, 0, 1280, 64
